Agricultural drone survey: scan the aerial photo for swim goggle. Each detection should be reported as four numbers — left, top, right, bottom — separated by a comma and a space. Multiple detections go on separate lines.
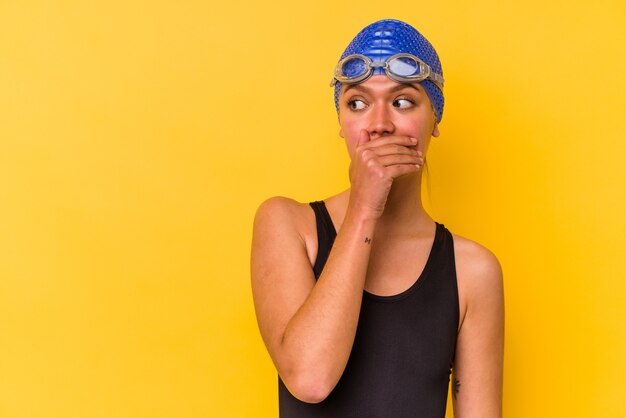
330, 53, 444, 92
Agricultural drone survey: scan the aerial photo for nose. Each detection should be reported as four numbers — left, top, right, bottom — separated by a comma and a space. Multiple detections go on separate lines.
367, 103, 395, 138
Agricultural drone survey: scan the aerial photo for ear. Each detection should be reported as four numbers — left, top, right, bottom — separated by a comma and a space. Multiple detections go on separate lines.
339, 128, 345, 138
432, 122, 440, 138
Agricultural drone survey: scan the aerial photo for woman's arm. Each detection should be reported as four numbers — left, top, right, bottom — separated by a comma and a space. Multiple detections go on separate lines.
250, 132, 423, 404
452, 242, 505, 417
251, 196, 376, 403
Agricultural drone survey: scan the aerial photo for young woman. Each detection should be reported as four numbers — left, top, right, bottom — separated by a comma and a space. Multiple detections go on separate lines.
251, 19, 504, 418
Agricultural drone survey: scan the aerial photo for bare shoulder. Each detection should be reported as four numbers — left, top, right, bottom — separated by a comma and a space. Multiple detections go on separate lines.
451, 232, 503, 288
451, 232, 504, 326
254, 196, 315, 236
253, 196, 319, 266
255, 196, 309, 224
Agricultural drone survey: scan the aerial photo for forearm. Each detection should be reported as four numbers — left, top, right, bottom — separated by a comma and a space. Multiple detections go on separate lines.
279, 209, 376, 401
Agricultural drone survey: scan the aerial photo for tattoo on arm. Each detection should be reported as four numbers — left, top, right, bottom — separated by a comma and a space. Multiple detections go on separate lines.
364, 237, 371, 244
453, 378, 460, 400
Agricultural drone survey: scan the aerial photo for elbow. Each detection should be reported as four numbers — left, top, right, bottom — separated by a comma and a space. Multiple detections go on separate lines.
282, 369, 335, 404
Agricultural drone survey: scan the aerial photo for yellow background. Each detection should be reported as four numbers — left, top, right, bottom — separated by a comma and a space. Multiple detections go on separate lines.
1, 1, 625, 417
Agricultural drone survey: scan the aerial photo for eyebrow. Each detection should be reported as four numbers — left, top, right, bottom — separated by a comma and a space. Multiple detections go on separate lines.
344, 83, 422, 95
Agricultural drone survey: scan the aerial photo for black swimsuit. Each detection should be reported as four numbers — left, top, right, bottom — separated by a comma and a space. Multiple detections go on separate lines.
279, 200, 460, 418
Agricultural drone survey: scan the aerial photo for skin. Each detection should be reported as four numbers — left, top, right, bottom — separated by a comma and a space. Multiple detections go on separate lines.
251, 75, 504, 417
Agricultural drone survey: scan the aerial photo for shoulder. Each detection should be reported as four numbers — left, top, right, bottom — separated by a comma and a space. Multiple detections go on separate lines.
451, 232, 503, 285
254, 196, 316, 231
450, 232, 504, 325
253, 196, 318, 258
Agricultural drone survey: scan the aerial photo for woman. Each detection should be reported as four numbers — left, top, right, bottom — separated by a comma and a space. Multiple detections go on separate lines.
251, 19, 504, 417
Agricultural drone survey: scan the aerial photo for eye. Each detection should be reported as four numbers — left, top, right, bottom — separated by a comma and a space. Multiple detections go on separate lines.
393, 98, 415, 109
347, 99, 367, 110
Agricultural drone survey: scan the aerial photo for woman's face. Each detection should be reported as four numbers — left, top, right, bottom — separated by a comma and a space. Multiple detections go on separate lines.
338, 75, 440, 158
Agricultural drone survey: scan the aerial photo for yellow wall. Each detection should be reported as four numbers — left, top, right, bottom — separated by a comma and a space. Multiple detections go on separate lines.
1, 1, 624, 417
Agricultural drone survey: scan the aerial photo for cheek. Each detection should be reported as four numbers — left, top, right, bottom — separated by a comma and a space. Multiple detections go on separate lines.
344, 133, 360, 158
338, 116, 362, 145
405, 114, 436, 137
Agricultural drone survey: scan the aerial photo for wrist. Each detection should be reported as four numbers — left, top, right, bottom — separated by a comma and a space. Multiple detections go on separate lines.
343, 204, 379, 230
346, 197, 383, 221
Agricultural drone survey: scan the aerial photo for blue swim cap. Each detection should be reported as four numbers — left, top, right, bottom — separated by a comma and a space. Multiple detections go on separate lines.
333, 19, 444, 123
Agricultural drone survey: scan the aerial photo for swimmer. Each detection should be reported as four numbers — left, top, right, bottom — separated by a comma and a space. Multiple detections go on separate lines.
251, 18, 504, 418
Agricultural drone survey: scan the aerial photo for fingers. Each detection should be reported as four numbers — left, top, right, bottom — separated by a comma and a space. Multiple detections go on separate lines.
359, 135, 423, 159
377, 153, 424, 167
360, 135, 418, 150
354, 134, 424, 169
348, 133, 424, 219
369, 143, 422, 158
386, 163, 423, 179
351, 133, 424, 185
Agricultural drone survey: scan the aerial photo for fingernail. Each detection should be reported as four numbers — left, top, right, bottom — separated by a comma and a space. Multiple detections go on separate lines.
410, 137, 417, 143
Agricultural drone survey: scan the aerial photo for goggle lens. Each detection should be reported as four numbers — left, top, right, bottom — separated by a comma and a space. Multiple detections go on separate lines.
388, 56, 420, 77
341, 57, 368, 78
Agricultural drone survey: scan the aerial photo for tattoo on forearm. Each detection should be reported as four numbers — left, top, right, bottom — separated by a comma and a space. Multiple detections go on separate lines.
453, 378, 460, 400
364, 237, 371, 244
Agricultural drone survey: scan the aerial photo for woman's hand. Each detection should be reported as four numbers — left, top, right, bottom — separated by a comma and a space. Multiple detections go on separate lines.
347, 129, 424, 220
